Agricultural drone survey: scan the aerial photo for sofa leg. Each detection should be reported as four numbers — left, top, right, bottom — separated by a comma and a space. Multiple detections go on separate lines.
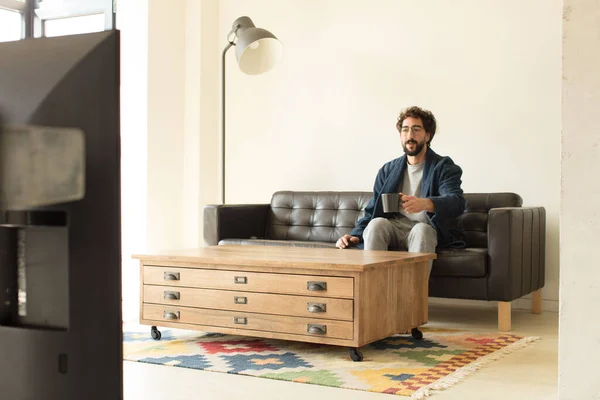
532, 289, 542, 314
498, 302, 511, 332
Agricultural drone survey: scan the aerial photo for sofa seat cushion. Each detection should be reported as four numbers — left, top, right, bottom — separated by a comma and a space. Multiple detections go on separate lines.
432, 248, 488, 278
218, 238, 337, 249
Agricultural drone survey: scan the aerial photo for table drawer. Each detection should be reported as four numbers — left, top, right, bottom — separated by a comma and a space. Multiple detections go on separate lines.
144, 285, 354, 321
143, 266, 354, 298
143, 304, 353, 340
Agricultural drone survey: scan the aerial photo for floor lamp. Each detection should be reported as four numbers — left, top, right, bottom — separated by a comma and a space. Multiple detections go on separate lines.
221, 16, 283, 204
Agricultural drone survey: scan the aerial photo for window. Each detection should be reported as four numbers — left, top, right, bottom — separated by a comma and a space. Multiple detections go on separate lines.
0, 8, 22, 42
0, 0, 113, 40
44, 13, 105, 37
36, 0, 113, 37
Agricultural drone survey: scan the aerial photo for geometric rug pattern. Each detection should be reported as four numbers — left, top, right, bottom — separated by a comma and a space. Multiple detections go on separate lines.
123, 327, 539, 399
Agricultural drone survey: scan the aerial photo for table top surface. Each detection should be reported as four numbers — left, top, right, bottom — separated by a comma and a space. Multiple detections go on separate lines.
133, 245, 436, 272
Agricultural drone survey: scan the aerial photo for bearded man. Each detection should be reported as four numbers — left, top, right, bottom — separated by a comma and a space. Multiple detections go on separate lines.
335, 106, 467, 276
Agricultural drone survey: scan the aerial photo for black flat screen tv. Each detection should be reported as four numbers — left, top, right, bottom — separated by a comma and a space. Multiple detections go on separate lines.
0, 30, 122, 400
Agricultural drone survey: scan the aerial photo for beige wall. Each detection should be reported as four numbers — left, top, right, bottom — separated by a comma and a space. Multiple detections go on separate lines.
146, 1, 186, 252
218, 0, 562, 309
559, 0, 600, 397
198, 0, 220, 241
146, 0, 219, 253
182, 0, 202, 249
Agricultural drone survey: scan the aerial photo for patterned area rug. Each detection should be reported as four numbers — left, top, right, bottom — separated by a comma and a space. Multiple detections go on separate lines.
123, 326, 539, 399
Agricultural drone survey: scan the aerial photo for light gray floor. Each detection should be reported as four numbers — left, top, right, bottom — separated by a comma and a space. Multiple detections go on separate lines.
124, 304, 558, 400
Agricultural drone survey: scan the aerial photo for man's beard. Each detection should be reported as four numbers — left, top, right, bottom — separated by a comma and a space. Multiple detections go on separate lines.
402, 140, 426, 156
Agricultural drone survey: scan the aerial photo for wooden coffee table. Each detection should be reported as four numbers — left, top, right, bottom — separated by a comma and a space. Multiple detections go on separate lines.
133, 245, 436, 361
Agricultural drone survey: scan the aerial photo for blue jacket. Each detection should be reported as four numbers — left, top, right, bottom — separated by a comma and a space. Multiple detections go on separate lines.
350, 148, 467, 248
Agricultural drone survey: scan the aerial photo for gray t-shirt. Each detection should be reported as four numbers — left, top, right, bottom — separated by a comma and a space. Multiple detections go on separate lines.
395, 161, 428, 223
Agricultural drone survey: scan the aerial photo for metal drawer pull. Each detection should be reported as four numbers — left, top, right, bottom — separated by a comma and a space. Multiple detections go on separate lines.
163, 291, 180, 300
164, 272, 180, 281
234, 276, 247, 284
307, 324, 327, 335
234, 317, 247, 325
307, 281, 327, 291
234, 296, 247, 304
163, 311, 180, 320
307, 303, 326, 313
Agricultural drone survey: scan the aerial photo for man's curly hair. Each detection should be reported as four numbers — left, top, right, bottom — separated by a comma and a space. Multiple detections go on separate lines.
396, 106, 437, 146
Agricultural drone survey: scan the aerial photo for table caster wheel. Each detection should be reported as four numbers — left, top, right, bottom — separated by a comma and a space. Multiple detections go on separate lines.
151, 326, 162, 340
411, 327, 423, 340
349, 348, 363, 362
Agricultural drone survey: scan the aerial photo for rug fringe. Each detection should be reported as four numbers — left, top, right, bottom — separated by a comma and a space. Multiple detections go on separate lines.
410, 336, 541, 399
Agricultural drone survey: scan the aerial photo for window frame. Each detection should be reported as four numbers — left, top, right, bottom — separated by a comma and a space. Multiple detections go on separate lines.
0, 0, 27, 13
35, 0, 114, 37
0, 5, 24, 42
0, 0, 26, 39
0, 0, 114, 39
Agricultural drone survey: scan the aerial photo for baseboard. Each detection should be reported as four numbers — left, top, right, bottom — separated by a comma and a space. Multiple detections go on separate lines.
428, 297, 559, 313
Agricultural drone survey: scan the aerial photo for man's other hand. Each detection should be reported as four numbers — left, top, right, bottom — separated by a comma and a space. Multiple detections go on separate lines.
336, 234, 360, 249
400, 193, 435, 213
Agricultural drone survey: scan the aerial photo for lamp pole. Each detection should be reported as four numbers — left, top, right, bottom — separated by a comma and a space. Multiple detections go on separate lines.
222, 40, 234, 205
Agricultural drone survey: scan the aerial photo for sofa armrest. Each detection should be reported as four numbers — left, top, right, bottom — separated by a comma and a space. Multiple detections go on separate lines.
203, 204, 270, 246
487, 206, 546, 301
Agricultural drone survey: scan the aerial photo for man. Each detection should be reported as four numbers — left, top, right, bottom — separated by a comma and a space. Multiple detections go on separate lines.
335, 106, 466, 275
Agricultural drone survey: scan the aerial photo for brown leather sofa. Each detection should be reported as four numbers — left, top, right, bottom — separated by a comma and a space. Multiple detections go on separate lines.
204, 191, 546, 331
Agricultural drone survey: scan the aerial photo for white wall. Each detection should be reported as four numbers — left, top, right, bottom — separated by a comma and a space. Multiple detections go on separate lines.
146, 1, 186, 252
120, 0, 188, 321
218, 0, 562, 307
559, 0, 600, 398
117, 0, 148, 322
183, 0, 202, 248
146, 0, 218, 253
198, 0, 220, 242
120, 0, 219, 320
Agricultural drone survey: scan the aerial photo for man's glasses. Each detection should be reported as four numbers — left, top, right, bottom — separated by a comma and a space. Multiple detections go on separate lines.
401, 126, 423, 134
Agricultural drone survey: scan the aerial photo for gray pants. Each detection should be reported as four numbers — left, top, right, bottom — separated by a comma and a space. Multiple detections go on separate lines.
363, 217, 437, 275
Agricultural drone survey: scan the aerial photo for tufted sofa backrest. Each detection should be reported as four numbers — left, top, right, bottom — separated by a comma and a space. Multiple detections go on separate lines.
266, 191, 523, 247
266, 191, 372, 242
